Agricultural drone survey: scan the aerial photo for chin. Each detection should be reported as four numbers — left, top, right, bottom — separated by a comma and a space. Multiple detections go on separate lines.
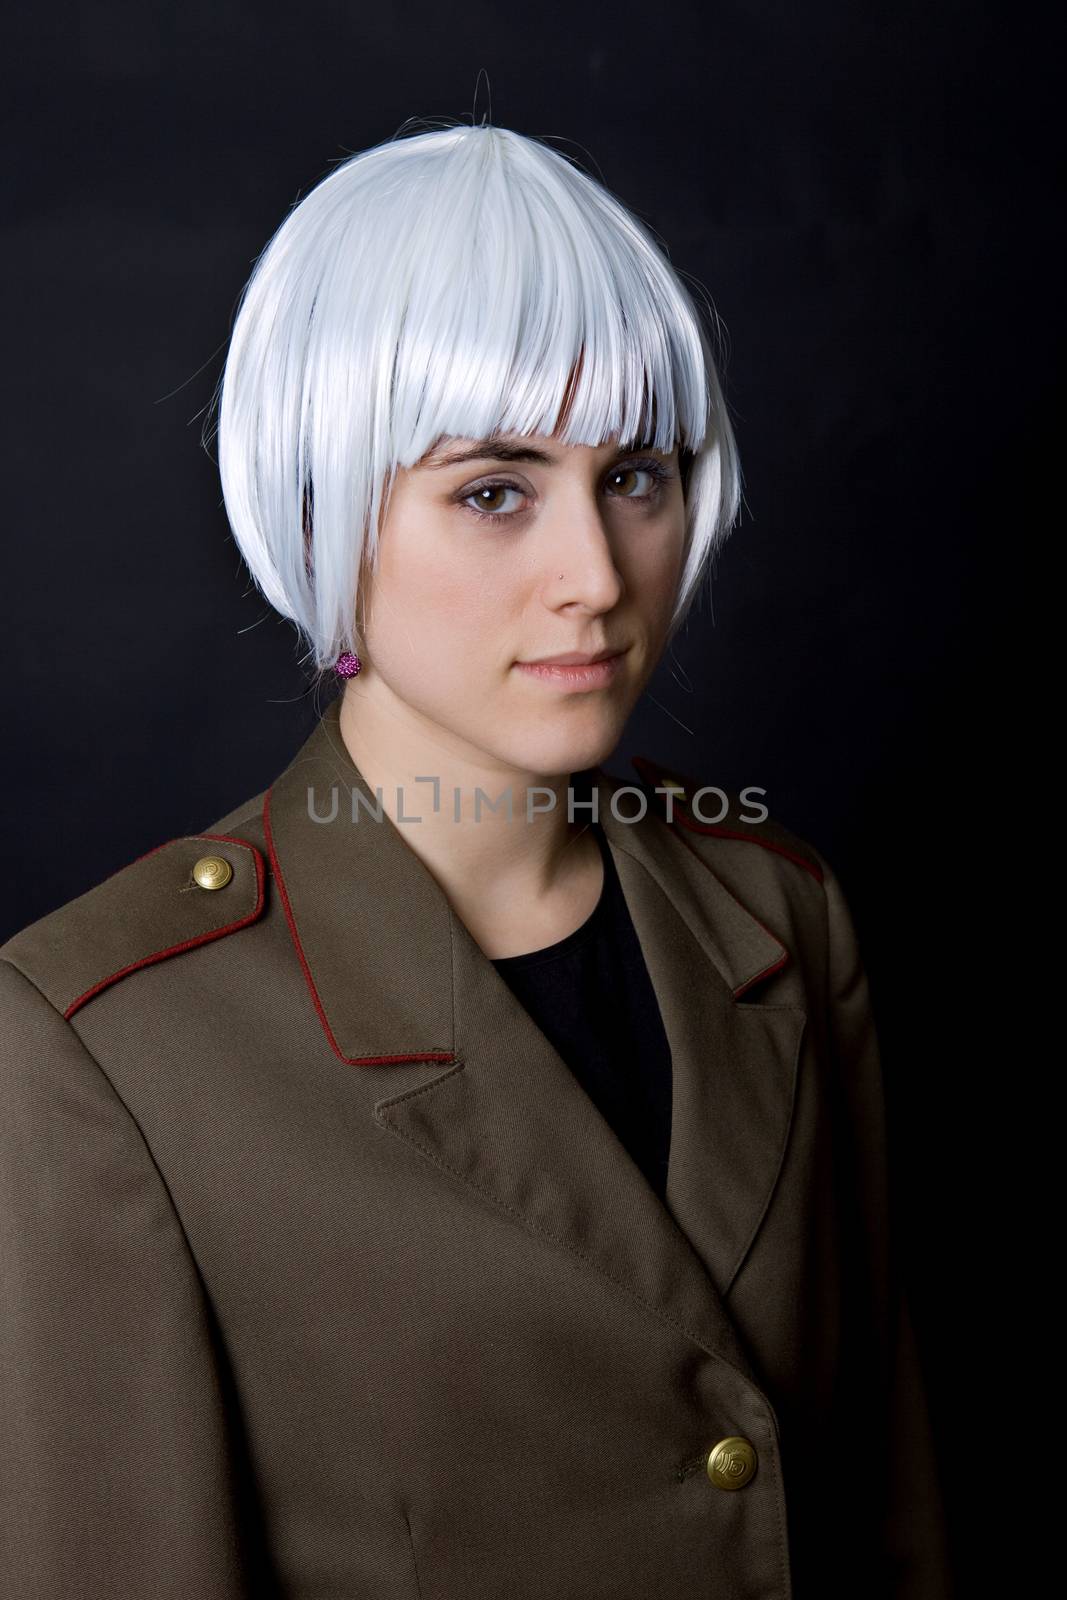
494, 719, 623, 782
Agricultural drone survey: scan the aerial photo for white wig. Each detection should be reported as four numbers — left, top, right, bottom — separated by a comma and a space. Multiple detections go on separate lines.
208, 119, 742, 676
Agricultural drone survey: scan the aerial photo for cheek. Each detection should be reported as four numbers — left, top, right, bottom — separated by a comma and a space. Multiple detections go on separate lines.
627, 521, 686, 608
365, 532, 512, 672
423, 563, 510, 633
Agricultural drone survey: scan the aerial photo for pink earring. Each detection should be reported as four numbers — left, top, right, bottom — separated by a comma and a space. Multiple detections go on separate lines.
334, 651, 362, 678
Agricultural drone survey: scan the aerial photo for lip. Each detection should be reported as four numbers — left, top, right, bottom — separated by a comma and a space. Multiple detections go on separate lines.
514, 646, 629, 690
520, 647, 625, 666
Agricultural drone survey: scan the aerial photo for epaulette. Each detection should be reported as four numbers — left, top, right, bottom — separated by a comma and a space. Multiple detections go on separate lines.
0, 831, 267, 1021
630, 755, 824, 884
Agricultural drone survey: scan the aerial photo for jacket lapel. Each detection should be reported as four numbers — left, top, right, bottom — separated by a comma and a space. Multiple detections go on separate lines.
264, 698, 805, 1382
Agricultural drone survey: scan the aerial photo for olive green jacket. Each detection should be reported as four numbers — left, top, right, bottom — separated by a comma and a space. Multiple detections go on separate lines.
0, 695, 952, 1598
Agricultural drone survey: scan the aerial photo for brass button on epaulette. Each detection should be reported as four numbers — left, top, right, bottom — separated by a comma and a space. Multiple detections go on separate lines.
706, 1436, 757, 1489
192, 854, 233, 890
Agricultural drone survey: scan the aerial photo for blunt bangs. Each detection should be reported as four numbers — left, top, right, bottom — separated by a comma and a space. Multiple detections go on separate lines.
208, 120, 741, 674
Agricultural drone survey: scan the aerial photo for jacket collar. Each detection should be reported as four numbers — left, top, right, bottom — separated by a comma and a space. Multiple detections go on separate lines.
263, 694, 789, 1063
262, 695, 806, 1392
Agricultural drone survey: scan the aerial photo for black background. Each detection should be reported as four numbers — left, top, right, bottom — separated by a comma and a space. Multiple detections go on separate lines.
3, 3, 1056, 1589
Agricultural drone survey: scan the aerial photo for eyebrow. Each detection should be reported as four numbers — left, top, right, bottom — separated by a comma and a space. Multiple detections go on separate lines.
421, 435, 663, 470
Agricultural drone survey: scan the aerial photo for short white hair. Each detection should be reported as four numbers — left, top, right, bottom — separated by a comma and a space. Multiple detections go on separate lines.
207, 119, 742, 676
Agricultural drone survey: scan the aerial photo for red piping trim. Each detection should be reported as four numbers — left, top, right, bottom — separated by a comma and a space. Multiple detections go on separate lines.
671, 811, 824, 882
262, 781, 456, 1069
629, 760, 799, 999
629, 755, 824, 883
733, 948, 791, 1001
63, 835, 266, 1019
669, 819, 795, 998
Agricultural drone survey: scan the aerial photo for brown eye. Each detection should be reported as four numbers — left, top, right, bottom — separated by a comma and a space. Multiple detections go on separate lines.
607, 464, 668, 499
607, 467, 642, 496
458, 480, 528, 522
471, 485, 509, 513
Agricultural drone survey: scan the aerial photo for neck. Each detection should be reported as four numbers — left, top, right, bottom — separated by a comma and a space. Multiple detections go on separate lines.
336, 679, 601, 923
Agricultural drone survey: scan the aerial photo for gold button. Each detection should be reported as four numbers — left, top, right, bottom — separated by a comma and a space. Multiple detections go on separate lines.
191, 854, 233, 891
706, 1436, 758, 1490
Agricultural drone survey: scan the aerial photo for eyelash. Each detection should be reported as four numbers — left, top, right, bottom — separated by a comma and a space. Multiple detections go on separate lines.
456, 458, 675, 525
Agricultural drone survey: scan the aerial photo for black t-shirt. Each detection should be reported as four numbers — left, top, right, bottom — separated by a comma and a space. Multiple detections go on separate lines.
490, 820, 673, 1201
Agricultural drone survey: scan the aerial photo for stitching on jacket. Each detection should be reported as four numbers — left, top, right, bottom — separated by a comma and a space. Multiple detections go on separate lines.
447, 903, 457, 1048
3, 961, 211, 1293
263, 784, 454, 1067
607, 831, 791, 1000
374, 1081, 781, 1467
403, 1508, 423, 1600
61, 836, 266, 1017
723, 1008, 807, 1296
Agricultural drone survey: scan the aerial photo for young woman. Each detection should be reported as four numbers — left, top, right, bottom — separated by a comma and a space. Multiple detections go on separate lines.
0, 120, 952, 1598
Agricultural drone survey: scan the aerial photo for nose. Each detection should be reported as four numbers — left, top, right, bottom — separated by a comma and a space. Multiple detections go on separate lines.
541, 491, 625, 614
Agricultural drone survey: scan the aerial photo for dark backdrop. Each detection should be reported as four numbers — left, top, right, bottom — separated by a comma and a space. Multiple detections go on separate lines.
3, 2, 1054, 1590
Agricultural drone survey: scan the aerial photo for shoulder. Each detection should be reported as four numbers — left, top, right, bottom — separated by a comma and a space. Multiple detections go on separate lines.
622, 753, 837, 939
626, 754, 828, 879
0, 787, 270, 1024
623, 756, 871, 997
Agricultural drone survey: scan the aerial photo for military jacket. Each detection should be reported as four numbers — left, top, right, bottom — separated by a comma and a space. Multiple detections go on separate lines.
0, 694, 953, 1598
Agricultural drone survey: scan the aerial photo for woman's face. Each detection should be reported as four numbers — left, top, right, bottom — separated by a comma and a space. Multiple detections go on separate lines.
353, 429, 687, 778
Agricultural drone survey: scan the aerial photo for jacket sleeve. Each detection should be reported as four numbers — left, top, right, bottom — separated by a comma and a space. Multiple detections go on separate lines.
819, 856, 956, 1600
0, 958, 252, 1600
